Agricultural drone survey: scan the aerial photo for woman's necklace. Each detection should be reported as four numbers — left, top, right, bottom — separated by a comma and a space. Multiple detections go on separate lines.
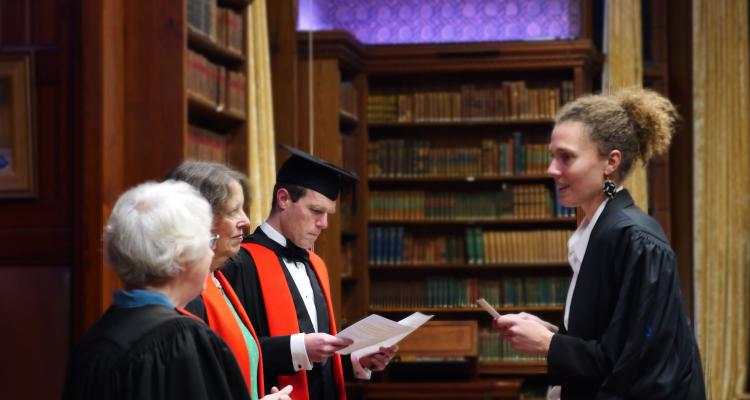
211, 273, 224, 294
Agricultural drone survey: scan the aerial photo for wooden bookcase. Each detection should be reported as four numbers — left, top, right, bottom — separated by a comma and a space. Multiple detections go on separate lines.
113, 0, 254, 185
186, 0, 252, 170
360, 40, 600, 396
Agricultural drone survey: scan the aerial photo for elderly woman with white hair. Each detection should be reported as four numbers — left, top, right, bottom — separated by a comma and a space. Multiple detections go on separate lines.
63, 180, 251, 400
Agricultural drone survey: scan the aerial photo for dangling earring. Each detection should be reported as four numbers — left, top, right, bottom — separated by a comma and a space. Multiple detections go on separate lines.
603, 176, 617, 199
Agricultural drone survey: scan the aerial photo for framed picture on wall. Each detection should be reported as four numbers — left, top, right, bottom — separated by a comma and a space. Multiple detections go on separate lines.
0, 52, 36, 198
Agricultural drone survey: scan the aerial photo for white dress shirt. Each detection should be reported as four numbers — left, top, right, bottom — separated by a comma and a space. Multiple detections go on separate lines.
260, 222, 316, 371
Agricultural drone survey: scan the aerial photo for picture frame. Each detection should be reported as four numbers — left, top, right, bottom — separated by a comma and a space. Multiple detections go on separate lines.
0, 52, 36, 198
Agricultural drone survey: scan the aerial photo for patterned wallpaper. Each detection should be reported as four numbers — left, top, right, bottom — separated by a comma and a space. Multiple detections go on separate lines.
297, 0, 581, 44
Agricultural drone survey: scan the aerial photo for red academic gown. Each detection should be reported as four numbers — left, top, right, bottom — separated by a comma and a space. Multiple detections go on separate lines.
244, 242, 346, 400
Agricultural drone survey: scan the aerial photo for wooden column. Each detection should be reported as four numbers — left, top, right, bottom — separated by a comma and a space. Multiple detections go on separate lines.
267, 0, 299, 162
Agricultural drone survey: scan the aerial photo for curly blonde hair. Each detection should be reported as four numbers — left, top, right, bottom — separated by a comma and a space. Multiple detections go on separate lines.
555, 87, 678, 181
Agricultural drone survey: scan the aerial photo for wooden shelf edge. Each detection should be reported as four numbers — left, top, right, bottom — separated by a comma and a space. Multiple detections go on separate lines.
188, 26, 245, 65
369, 262, 569, 270
188, 91, 246, 125
369, 306, 564, 313
368, 175, 553, 183
346, 379, 523, 398
368, 118, 554, 128
340, 226, 358, 238
339, 109, 360, 129
219, 0, 252, 8
368, 217, 576, 225
478, 360, 548, 375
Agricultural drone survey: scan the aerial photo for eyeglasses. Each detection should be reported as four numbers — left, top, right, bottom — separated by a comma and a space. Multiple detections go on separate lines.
209, 234, 220, 250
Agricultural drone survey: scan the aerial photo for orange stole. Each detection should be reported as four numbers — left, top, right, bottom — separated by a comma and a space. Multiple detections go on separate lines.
242, 243, 346, 400
202, 271, 265, 397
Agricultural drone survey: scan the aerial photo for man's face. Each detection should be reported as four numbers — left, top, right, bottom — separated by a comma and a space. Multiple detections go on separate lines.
278, 188, 336, 249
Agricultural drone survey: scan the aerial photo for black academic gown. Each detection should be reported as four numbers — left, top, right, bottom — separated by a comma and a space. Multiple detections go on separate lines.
62, 304, 250, 400
222, 227, 339, 400
547, 189, 706, 399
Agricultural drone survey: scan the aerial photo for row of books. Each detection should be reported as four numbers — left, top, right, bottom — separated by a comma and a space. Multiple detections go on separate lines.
187, 125, 227, 163
369, 276, 568, 308
369, 228, 466, 265
188, 0, 244, 53
187, 50, 247, 115
368, 226, 572, 265
368, 186, 574, 220
466, 227, 571, 265
340, 80, 359, 118
478, 328, 546, 362
367, 81, 575, 123
368, 136, 550, 177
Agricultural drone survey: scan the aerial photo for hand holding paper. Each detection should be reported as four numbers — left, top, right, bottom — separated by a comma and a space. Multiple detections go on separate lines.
304, 333, 353, 363
335, 312, 433, 355
476, 298, 502, 319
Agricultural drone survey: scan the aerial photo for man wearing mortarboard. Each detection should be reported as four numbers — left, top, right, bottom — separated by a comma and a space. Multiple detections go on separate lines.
221, 145, 398, 400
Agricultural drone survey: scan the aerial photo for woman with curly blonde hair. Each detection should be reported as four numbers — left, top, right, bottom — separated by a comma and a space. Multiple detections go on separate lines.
495, 88, 706, 399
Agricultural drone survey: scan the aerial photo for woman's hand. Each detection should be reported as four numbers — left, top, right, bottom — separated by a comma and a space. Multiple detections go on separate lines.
517, 312, 559, 333
494, 314, 554, 355
262, 385, 292, 400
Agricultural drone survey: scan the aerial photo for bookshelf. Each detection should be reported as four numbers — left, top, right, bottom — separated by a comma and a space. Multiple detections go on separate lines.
361, 39, 601, 393
99, 1, 254, 199
185, 0, 252, 168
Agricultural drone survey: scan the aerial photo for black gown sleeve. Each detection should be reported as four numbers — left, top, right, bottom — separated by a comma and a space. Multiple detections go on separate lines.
547, 228, 705, 399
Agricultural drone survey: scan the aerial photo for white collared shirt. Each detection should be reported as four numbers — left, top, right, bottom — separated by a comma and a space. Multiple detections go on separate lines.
260, 222, 316, 371
563, 197, 610, 330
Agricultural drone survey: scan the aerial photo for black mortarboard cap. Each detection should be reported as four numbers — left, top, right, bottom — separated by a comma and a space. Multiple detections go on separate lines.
277, 144, 358, 201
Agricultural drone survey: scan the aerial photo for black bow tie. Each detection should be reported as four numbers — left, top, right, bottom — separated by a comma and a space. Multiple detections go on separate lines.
280, 241, 310, 264
249, 227, 311, 264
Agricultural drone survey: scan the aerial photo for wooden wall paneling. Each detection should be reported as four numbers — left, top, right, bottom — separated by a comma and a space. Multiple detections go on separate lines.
349, 71, 369, 320
122, 1, 186, 186
0, 267, 71, 400
643, 0, 672, 240
666, 0, 694, 314
648, 0, 668, 65
76, 0, 126, 337
648, 154, 672, 238
0, 1, 30, 44
579, 0, 594, 40
267, 0, 299, 163
0, 0, 77, 398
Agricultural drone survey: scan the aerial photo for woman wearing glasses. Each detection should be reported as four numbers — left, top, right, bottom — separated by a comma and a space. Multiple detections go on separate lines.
63, 180, 250, 399
168, 161, 291, 400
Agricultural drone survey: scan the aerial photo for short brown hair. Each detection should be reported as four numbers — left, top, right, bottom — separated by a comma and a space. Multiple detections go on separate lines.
271, 183, 307, 210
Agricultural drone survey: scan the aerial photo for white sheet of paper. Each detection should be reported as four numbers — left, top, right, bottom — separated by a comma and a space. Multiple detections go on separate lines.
476, 298, 502, 319
336, 312, 433, 355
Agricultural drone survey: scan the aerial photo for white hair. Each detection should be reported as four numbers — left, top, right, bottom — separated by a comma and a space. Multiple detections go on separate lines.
104, 180, 213, 287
